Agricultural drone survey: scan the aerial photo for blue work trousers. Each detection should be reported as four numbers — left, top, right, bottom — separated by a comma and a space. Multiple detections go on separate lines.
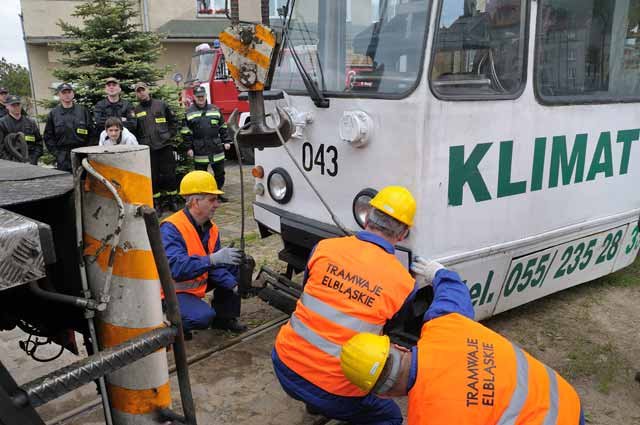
272, 349, 402, 425
177, 286, 240, 332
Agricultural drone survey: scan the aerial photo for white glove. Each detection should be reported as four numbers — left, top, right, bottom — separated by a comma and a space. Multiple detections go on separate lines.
209, 247, 242, 266
410, 256, 444, 288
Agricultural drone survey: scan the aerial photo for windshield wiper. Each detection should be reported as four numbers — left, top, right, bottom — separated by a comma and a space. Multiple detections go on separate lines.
280, 0, 329, 108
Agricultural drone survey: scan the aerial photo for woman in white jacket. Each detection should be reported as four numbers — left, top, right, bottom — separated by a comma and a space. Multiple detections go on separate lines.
99, 117, 138, 146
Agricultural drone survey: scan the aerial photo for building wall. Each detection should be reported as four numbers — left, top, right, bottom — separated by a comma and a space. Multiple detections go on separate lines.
21, 0, 206, 106
21, 0, 85, 38
158, 42, 200, 85
25, 44, 57, 109
146, 0, 194, 31
144, 0, 263, 30
21, 0, 339, 105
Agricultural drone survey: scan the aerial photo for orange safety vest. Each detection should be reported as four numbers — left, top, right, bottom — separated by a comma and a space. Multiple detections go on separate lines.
408, 313, 582, 425
162, 210, 218, 299
275, 235, 415, 397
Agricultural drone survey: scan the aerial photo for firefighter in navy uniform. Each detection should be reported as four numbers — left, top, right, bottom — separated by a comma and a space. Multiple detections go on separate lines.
44, 83, 93, 171
93, 77, 137, 134
0, 95, 43, 164
181, 86, 232, 202
0, 87, 9, 119
133, 82, 179, 212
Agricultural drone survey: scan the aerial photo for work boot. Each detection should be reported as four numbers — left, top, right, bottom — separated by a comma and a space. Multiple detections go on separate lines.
305, 404, 322, 416
210, 318, 247, 333
218, 195, 229, 203
166, 197, 180, 212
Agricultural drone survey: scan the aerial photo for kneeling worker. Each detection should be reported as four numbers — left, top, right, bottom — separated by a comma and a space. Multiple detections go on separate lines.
273, 186, 419, 424
160, 171, 247, 333
340, 257, 586, 425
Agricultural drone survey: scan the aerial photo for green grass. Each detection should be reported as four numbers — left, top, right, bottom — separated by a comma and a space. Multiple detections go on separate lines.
563, 337, 624, 394
227, 231, 260, 247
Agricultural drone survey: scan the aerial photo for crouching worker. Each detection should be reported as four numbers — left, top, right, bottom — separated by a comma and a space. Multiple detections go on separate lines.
273, 186, 420, 425
160, 171, 247, 335
340, 258, 586, 425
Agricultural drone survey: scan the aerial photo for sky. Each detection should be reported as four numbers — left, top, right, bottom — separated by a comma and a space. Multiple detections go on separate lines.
0, 0, 29, 68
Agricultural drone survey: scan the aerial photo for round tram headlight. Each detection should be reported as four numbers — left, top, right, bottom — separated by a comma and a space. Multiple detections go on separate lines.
352, 188, 378, 229
267, 167, 293, 204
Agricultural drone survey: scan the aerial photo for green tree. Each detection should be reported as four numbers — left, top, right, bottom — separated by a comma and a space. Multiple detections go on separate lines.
0, 58, 31, 97
47, 0, 191, 174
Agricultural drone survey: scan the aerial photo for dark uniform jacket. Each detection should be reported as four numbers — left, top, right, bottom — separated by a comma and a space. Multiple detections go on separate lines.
44, 103, 93, 171
94, 97, 137, 134
0, 104, 7, 119
182, 103, 231, 157
134, 98, 177, 151
0, 113, 43, 165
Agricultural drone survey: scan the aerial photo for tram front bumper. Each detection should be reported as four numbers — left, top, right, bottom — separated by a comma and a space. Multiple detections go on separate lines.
253, 202, 343, 272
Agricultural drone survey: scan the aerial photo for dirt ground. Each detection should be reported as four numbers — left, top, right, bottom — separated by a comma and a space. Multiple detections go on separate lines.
485, 264, 640, 424
3, 163, 640, 424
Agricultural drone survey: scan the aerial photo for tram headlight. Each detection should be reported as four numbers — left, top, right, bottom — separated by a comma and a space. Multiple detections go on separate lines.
352, 188, 378, 229
267, 168, 293, 204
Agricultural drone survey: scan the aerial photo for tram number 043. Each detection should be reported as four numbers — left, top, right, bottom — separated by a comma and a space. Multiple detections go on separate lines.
302, 142, 338, 177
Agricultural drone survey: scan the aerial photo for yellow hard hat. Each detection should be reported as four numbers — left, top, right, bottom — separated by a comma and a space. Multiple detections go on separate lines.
340, 333, 391, 393
369, 186, 416, 226
179, 170, 224, 196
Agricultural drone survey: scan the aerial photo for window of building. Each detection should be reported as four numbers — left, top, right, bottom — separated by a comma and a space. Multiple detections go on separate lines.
430, 0, 528, 99
536, 0, 640, 103
196, 0, 226, 18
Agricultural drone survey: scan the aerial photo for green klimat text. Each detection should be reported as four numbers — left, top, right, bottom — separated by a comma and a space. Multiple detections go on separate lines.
448, 129, 639, 206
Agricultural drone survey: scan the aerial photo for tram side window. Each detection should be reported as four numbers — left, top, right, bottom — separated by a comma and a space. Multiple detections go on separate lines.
430, 0, 527, 98
536, 0, 640, 103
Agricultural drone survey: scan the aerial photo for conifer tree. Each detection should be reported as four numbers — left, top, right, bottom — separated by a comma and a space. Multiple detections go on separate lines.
45, 0, 191, 174
51, 0, 165, 106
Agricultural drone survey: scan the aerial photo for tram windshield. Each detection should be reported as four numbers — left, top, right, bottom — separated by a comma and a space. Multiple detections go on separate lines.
272, 0, 430, 96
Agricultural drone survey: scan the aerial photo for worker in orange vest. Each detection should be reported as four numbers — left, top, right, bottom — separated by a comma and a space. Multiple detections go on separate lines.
272, 186, 419, 424
340, 257, 586, 425
160, 171, 247, 336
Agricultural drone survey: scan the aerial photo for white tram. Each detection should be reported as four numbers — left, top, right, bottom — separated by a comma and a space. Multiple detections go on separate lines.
252, 0, 640, 319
